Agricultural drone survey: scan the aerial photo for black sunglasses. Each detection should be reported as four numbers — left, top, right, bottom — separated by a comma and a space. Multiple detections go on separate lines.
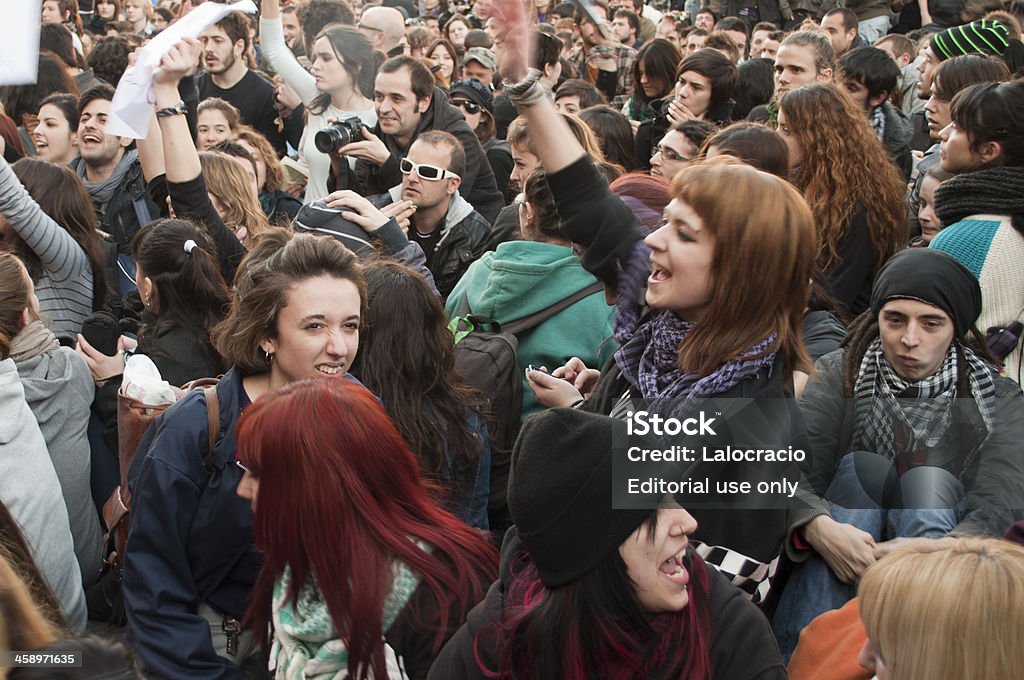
450, 98, 481, 114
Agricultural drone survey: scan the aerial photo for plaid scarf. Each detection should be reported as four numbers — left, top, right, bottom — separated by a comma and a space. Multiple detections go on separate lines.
614, 310, 777, 419
870, 105, 886, 143
851, 338, 997, 466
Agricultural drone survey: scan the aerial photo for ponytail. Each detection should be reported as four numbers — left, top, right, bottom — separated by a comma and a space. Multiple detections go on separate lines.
131, 219, 231, 340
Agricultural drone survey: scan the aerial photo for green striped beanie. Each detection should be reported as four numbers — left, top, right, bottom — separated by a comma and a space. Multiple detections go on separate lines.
930, 20, 1011, 61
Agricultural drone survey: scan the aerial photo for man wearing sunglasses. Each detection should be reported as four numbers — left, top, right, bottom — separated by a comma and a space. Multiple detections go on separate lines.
341, 56, 504, 225
398, 131, 491, 299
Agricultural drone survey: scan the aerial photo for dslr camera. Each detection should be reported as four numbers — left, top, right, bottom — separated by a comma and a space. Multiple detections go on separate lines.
314, 116, 367, 154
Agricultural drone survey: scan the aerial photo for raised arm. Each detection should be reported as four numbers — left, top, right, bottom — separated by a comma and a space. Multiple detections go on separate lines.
0, 155, 89, 284
260, 0, 318, 105
152, 38, 245, 281
488, 1, 644, 289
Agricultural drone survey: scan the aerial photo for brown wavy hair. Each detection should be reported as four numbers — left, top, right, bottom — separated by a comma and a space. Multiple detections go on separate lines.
199, 151, 270, 243
779, 83, 906, 273
213, 230, 366, 375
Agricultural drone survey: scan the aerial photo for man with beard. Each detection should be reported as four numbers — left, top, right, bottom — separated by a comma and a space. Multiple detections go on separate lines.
198, 12, 290, 156
343, 57, 503, 224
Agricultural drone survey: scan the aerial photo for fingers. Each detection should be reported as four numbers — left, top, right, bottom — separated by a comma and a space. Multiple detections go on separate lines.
323, 189, 366, 209
76, 333, 98, 357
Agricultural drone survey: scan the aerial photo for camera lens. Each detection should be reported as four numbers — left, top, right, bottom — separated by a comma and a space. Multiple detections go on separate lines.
314, 124, 354, 154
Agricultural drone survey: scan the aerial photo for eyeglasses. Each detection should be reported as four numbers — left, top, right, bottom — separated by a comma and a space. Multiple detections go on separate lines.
358, 23, 384, 33
450, 98, 481, 114
400, 157, 460, 181
235, 460, 250, 474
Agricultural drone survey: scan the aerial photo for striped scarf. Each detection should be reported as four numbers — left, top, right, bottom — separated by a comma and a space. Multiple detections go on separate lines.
851, 338, 997, 466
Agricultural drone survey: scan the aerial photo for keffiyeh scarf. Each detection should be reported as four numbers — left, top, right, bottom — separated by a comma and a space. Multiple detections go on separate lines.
851, 338, 997, 465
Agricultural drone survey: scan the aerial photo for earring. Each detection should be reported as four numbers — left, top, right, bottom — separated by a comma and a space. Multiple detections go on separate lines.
265, 349, 274, 364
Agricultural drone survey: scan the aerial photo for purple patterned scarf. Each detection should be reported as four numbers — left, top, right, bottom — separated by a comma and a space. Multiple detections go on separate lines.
614, 310, 778, 417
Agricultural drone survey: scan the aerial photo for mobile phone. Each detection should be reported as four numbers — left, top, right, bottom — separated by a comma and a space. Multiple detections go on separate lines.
81, 311, 120, 356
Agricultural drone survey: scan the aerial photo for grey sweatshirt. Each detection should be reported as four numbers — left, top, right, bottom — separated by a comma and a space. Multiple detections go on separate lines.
0, 156, 94, 339
0, 358, 87, 632
17, 344, 102, 586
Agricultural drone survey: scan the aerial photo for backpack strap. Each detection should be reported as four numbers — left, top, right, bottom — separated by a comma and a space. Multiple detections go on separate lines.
501, 282, 604, 335
203, 385, 220, 474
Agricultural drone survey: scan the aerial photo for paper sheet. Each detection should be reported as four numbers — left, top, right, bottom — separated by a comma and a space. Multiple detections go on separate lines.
105, 0, 258, 139
0, 4, 42, 86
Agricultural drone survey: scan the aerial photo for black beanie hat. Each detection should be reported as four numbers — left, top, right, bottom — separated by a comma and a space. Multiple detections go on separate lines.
449, 78, 494, 113
870, 248, 982, 340
508, 408, 662, 588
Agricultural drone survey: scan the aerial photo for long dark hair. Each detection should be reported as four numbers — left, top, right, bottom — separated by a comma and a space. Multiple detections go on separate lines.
579, 105, 639, 172
238, 379, 497, 679
675, 49, 738, 124
308, 25, 375, 114
11, 158, 107, 311
479, 515, 713, 679
351, 260, 486, 488
131, 219, 230, 344
631, 39, 682, 111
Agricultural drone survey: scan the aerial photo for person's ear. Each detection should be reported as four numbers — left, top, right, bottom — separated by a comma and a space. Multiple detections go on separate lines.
819, 67, 833, 83
978, 140, 1003, 165
417, 95, 432, 114
20, 305, 33, 328
234, 39, 246, 59
448, 175, 461, 195
118, 134, 133, 149
869, 91, 889, 108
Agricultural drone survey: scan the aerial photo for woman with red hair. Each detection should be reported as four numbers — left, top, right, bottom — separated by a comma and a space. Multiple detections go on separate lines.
235, 379, 497, 680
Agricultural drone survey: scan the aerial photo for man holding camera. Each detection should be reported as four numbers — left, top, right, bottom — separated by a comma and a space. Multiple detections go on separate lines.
337, 56, 504, 224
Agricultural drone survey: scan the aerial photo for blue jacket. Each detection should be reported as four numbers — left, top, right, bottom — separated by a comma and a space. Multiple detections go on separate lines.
123, 367, 256, 680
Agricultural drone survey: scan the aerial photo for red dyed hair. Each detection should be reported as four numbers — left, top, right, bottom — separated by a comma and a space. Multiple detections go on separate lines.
476, 538, 712, 679
237, 379, 498, 679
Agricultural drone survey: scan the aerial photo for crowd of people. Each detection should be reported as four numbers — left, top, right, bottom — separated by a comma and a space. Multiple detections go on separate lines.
2, 0, 1024, 677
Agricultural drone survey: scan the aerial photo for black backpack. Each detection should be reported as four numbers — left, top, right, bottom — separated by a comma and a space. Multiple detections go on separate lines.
449, 282, 603, 529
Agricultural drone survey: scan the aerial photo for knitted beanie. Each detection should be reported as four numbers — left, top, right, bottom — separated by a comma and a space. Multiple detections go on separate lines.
508, 408, 662, 588
930, 20, 1010, 61
449, 78, 494, 113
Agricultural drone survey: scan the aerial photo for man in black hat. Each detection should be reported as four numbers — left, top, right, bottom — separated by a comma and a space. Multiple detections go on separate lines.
773, 248, 1024, 659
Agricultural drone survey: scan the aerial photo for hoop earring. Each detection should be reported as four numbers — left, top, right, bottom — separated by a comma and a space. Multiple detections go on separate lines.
265, 349, 274, 364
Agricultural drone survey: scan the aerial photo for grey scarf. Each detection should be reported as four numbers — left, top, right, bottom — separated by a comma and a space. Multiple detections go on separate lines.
75, 149, 138, 208
10, 320, 59, 363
